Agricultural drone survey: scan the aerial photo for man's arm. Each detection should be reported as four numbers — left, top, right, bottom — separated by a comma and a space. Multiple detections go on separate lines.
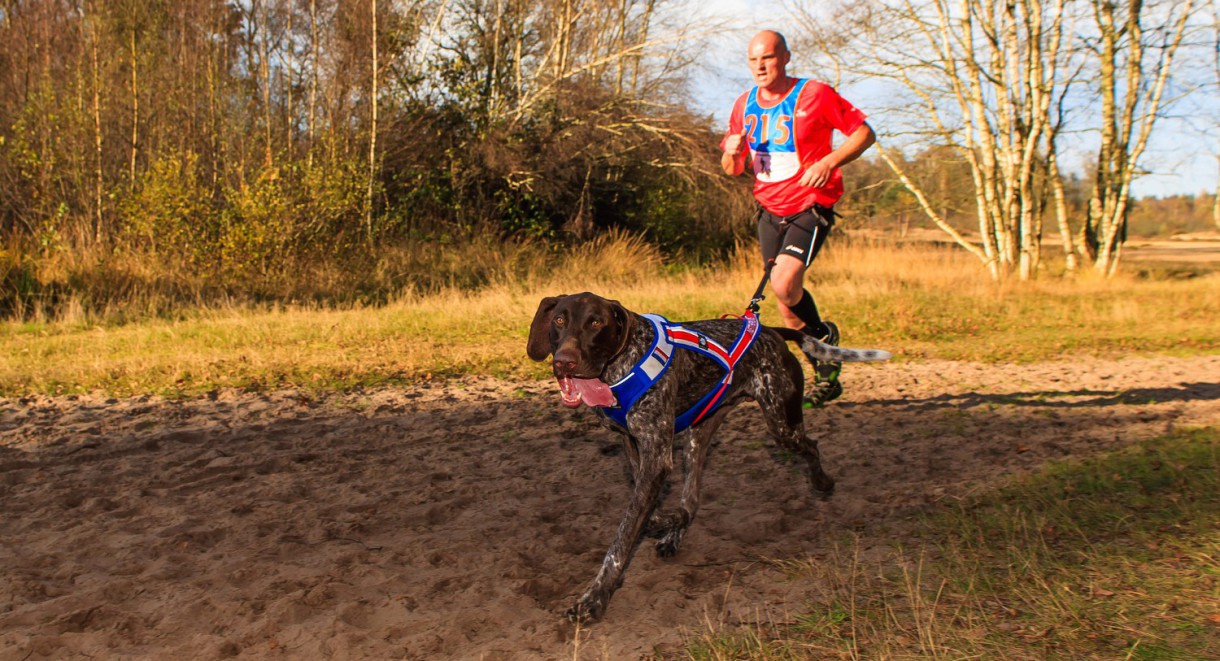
798, 122, 876, 189
721, 128, 749, 176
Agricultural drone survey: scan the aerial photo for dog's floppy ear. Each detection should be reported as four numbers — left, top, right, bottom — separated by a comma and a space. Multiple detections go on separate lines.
526, 296, 562, 361
607, 299, 635, 360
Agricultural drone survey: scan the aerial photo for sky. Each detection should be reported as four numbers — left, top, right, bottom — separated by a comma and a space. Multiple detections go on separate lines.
688, 0, 1218, 200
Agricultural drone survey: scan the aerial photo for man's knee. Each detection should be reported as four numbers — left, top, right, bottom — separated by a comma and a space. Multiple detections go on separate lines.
771, 286, 802, 307
769, 258, 806, 305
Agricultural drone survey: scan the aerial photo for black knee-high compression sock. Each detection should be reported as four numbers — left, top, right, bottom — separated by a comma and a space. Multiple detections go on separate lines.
790, 290, 829, 338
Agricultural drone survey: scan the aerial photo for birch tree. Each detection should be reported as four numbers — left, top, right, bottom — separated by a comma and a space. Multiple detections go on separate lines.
792, 0, 1074, 280
790, 0, 1200, 278
83, 1, 106, 245
1083, 0, 1194, 275
366, 0, 378, 242
1210, 0, 1219, 231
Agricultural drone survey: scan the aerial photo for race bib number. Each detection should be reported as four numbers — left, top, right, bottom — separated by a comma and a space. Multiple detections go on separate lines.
743, 80, 808, 183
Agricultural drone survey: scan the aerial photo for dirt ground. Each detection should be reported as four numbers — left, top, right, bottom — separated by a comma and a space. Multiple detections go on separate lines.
2, 355, 1219, 659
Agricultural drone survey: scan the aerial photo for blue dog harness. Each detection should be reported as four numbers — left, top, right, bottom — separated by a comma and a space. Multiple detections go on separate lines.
599, 312, 762, 433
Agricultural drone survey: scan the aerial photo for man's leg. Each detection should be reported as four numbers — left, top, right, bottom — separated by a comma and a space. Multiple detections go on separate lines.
769, 225, 842, 406
770, 256, 815, 330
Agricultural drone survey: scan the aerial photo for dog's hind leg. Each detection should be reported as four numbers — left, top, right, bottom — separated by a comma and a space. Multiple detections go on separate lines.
755, 366, 836, 498
649, 407, 730, 557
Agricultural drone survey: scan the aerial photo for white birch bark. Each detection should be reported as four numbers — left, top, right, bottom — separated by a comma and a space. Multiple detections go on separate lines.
129, 28, 139, 191
366, 0, 379, 242
308, 0, 318, 170
1090, 0, 1193, 275
89, 6, 104, 245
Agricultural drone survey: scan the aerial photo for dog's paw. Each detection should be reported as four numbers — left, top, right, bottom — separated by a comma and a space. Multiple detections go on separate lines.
655, 527, 685, 558
644, 511, 682, 539
810, 472, 836, 500
565, 593, 607, 623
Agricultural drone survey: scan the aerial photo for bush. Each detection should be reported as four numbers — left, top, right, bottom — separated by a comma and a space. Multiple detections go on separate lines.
119, 152, 214, 263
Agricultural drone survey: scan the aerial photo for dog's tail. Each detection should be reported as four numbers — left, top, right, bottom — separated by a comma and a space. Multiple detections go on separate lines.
770, 327, 893, 362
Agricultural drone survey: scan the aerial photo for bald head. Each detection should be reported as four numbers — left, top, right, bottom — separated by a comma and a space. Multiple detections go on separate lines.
747, 30, 791, 94
750, 30, 789, 55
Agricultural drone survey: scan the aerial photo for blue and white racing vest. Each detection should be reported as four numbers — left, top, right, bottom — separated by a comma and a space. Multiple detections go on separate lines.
743, 78, 810, 183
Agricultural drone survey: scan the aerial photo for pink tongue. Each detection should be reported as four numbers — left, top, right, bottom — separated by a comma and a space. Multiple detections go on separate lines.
558, 376, 616, 407
574, 378, 616, 406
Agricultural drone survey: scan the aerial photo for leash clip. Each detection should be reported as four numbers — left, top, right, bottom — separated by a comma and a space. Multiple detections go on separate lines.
746, 258, 774, 316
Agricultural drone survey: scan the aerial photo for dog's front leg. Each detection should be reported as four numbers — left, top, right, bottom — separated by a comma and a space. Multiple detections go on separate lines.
567, 416, 672, 622
652, 406, 730, 557
620, 432, 642, 486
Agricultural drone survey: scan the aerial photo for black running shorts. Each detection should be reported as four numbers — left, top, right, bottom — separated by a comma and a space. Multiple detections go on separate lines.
757, 205, 835, 267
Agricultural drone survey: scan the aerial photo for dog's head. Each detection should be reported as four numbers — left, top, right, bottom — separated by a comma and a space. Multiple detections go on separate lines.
526, 292, 634, 408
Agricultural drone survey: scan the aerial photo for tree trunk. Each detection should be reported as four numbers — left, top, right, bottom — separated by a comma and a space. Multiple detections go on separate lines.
1214, 154, 1220, 231
489, 0, 503, 119
878, 144, 996, 277
285, 3, 294, 158
129, 27, 139, 191
1089, 0, 1193, 275
365, 0, 378, 243
260, 0, 273, 167
1046, 150, 1078, 272
308, 0, 318, 170
89, 5, 104, 246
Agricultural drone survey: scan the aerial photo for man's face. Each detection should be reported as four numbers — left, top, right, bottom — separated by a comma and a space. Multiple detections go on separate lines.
747, 35, 789, 91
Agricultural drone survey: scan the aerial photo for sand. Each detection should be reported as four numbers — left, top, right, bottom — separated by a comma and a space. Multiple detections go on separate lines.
2, 355, 1218, 659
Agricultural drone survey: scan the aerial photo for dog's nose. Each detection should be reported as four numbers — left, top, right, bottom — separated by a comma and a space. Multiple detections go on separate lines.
553, 347, 579, 373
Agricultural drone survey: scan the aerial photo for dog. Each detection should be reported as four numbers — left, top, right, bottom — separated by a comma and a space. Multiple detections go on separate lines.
526, 292, 891, 621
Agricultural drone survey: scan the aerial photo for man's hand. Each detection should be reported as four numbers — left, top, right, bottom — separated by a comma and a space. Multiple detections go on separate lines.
799, 157, 835, 189
724, 128, 748, 157
721, 128, 749, 175
800, 123, 876, 189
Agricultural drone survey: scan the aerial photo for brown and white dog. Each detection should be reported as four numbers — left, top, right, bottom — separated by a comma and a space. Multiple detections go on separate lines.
527, 292, 890, 621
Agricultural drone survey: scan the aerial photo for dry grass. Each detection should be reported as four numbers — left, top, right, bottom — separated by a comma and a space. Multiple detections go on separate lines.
2, 234, 1217, 396
3, 229, 665, 325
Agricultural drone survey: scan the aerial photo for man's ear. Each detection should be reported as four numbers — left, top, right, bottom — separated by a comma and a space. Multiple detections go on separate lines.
526, 296, 562, 361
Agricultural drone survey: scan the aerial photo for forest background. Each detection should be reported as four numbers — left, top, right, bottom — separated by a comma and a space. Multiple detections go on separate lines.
2, 0, 1218, 322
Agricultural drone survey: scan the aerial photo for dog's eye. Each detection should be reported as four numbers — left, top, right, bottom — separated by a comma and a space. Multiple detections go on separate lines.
554, 317, 566, 328
590, 319, 604, 329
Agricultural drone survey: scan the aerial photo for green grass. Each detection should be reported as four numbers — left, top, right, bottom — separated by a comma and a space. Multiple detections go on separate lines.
2, 237, 1217, 396
685, 427, 1220, 660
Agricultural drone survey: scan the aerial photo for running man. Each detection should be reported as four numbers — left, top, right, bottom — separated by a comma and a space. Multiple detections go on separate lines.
721, 30, 876, 405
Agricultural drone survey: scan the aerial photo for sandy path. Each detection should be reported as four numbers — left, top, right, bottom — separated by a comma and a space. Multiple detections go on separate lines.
2, 356, 1218, 659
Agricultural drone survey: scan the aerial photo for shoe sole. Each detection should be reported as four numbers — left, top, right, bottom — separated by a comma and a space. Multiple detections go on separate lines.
803, 380, 843, 408
814, 321, 842, 382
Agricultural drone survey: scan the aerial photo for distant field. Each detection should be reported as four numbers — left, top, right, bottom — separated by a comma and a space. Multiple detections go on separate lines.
879, 227, 1220, 270
2, 236, 1218, 396
1122, 234, 1220, 270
